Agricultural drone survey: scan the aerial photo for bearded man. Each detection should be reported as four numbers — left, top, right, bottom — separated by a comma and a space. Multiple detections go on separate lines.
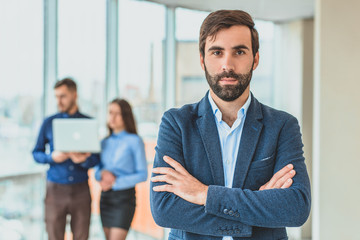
33, 78, 99, 240
150, 10, 311, 240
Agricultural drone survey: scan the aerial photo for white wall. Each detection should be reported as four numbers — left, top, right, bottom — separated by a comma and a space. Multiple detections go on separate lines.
313, 0, 360, 239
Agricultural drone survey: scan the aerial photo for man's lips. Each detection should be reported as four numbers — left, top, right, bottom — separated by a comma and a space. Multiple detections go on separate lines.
219, 77, 238, 84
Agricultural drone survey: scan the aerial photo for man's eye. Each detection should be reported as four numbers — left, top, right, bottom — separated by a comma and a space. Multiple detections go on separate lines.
213, 51, 221, 56
236, 50, 245, 55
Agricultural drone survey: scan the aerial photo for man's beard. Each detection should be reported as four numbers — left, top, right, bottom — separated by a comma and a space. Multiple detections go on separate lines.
59, 100, 76, 114
204, 64, 253, 102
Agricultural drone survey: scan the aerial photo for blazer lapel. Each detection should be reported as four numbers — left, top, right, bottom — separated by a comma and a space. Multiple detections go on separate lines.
232, 95, 263, 189
196, 93, 225, 186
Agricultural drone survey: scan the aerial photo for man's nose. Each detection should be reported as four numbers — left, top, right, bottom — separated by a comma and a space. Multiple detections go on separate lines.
221, 54, 235, 72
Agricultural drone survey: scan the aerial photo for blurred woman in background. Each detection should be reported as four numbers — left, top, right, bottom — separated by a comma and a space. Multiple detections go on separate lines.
95, 98, 148, 240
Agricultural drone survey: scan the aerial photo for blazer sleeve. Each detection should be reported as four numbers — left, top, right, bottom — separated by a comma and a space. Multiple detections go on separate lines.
150, 111, 253, 237
205, 116, 311, 228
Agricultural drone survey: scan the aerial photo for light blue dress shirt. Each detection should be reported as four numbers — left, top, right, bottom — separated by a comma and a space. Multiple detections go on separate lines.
208, 93, 251, 240
94, 131, 148, 191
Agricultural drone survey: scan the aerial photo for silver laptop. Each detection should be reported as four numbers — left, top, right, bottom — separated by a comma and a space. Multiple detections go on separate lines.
53, 118, 101, 153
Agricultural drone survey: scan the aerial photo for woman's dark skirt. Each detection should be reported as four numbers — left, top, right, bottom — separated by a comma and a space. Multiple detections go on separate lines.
100, 187, 136, 230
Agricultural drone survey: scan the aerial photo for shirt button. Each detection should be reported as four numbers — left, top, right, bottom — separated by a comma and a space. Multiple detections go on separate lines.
226, 160, 230, 165
68, 176, 74, 181
69, 165, 74, 171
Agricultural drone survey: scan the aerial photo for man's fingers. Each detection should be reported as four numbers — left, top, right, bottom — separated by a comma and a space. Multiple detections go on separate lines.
152, 167, 179, 176
152, 184, 174, 193
151, 174, 177, 184
259, 183, 267, 191
273, 164, 293, 179
266, 164, 293, 188
273, 170, 296, 188
163, 156, 188, 174
281, 178, 293, 189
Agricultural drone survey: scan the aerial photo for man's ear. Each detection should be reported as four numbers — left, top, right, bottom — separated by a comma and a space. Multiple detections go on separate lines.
252, 52, 260, 70
200, 53, 205, 71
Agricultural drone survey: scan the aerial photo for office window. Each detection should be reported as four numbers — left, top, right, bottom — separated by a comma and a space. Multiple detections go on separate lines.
58, 0, 106, 123
250, 20, 275, 106
175, 8, 209, 106
0, 0, 44, 239
0, 0, 43, 175
118, 0, 165, 141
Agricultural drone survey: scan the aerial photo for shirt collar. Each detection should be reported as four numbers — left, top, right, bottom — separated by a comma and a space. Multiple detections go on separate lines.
61, 110, 81, 118
112, 130, 127, 138
208, 92, 252, 123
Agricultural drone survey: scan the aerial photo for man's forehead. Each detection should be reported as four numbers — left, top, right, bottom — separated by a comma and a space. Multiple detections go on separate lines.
205, 25, 252, 48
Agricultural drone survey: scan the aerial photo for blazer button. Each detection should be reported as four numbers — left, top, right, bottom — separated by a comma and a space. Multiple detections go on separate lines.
235, 212, 240, 217
235, 229, 240, 234
228, 210, 234, 216
228, 230, 233, 234
223, 209, 229, 214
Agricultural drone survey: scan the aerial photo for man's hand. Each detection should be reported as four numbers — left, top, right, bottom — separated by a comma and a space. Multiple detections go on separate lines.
151, 156, 208, 205
51, 151, 69, 163
100, 170, 116, 191
259, 164, 296, 190
69, 152, 91, 164
151, 156, 296, 205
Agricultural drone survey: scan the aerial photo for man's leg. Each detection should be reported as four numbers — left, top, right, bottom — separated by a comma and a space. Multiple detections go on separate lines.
69, 182, 92, 240
45, 182, 68, 240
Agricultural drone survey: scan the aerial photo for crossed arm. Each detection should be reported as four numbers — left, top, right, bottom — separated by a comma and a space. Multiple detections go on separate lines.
150, 112, 311, 236
152, 156, 296, 205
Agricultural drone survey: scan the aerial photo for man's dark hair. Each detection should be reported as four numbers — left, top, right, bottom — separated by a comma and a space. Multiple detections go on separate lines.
54, 78, 77, 92
199, 10, 259, 57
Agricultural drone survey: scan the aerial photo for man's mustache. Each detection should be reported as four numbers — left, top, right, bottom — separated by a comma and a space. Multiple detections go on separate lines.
215, 71, 241, 82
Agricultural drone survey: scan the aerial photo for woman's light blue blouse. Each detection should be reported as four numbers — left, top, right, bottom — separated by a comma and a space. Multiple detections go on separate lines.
94, 131, 148, 190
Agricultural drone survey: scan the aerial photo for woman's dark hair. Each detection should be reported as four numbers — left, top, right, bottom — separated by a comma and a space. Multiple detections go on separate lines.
108, 98, 137, 136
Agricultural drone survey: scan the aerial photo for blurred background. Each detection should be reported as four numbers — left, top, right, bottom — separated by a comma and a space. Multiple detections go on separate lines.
0, 0, 359, 239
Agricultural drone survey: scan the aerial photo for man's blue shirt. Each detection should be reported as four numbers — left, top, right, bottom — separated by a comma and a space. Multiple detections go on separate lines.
208, 93, 251, 240
32, 111, 100, 184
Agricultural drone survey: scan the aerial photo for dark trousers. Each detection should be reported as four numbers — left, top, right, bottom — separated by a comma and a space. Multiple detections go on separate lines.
45, 181, 91, 240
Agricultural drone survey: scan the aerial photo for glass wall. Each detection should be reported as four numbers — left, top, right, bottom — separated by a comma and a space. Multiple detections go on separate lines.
118, 0, 166, 141
250, 20, 275, 106
0, 0, 45, 239
0, 0, 43, 174
175, 8, 209, 106
58, 0, 106, 124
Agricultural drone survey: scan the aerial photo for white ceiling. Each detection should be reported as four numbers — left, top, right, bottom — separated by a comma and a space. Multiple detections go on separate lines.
141, 0, 314, 22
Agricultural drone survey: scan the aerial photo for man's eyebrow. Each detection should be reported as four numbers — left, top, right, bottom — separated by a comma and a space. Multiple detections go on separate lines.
233, 45, 250, 50
207, 46, 224, 52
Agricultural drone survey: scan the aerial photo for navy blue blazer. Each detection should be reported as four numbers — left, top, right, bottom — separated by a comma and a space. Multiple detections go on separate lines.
150, 92, 311, 240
